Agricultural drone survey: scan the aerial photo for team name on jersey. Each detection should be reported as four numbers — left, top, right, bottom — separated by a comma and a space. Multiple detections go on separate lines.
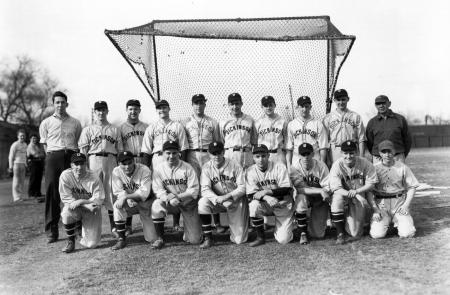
211, 174, 236, 185
293, 128, 317, 138
122, 182, 140, 191
258, 127, 282, 136
223, 125, 252, 136
123, 130, 145, 142
257, 179, 277, 187
154, 129, 177, 138
328, 117, 358, 130
162, 178, 187, 186
71, 187, 92, 198
343, 173, 365, 183
92, 135, 117, 145
303, 175, 321, 188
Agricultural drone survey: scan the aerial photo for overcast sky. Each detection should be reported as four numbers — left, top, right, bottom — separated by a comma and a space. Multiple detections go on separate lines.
1, 0, 449, 125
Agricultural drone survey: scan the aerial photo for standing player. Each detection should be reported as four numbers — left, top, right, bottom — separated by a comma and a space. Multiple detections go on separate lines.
286, 96, 328, 171
198, 141, 248, 248
110, 151, 158, 250
151, 141, 202, 249
246, 144, 294, 247
119, 99, 148, 236
39, 91, 82, 243
323, 89, 366, 165
219, 93, 256, 169
367, 140, 418, 239
289, 143, 330, 245
255, 95, 288, 165
329, 140, 378, 244
59, 153, 104, 253
78, 101, 122, 237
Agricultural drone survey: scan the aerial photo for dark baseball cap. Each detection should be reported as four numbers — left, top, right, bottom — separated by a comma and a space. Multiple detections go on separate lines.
297, 96, 312, 106
117, 151, 134, 163
378, 140, 395, 152
341, 140, 357, 152
126, 99, 141, 107
208, 141, 224, 154
192, 94, 207, 104
228, 93, 242, 104
252, 144, 269, 154
298, 143, 314, 155
162, 140, 179, 151
334, 89, 349, 100
94, 101, 108, 110
261, 96, 275, 106
71, 153, 86, 164
375, 95, 389, 104
155, 100, 170, 109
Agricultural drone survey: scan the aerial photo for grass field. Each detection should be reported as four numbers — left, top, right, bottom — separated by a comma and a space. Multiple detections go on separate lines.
0, 148, 449, 295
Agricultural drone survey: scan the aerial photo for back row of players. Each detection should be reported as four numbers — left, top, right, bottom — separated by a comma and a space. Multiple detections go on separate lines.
39, 90, 417, 252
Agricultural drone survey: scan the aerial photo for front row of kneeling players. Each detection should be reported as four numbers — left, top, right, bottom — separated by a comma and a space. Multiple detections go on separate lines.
59, 138, 418, 253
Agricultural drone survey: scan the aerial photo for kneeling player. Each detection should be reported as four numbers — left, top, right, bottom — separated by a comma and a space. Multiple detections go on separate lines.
59, 153, 105, 253
151, 141, 202, 249
290, 143, 330, 245
367, 140, 418, 239
198, 141, 249, 248
111, 151, 158, 250
329, 140, 378, 244
246, 144, 294, 246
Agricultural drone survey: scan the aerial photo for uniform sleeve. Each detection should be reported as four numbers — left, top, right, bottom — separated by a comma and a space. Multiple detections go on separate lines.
319, 162, 331, 191
322, 115, 330, 144
152, 169, 169, 202
115, 128, 123, 152
281, 120, 288, 149
182, 164, 200, 199
250, 117, 257, 146
356, 115, 366, 143
286, 122, 294, 151
212, 119, 221, 142
318, 121, 329, 150
136, 167, 152, 201
75, 120, 82, 145
88, 174, 105, 206
141, 125, 154, 154
8, 142, 17, 168
363, 159, 378, 185
329, 162, 344, 192
276, 163, 291, 188
254, 119, 261, 145
59, 171, 76, 205
403, 165, 419, 190
177, 123, 189, 152
289, 166, 306, 190
219, 120, 226, 143
78, 127, 90, 150
200, 165, 219, 200
229, 163, 246, 200
39, 120, 48, 144
245, 167, 260, 195
111, 168, 124, 196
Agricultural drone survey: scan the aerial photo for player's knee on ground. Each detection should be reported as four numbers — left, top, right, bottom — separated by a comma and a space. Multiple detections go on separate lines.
396, 214, 416, 238
197, 197, 213, 215
151, 199, 167, 219
248, 200, 263, 218
369, 220, 389, 239
274, 226, 293, 245
330, 193, 345, 212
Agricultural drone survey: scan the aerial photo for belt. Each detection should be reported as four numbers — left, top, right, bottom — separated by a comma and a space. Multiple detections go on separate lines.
226, 147, 251, 152
191, 149, 208, 152
133, 152, 144, 157
375, 193, 403, 199
47, 149, 76, 154
90, 152, 117, 157
268, 148, 286, 153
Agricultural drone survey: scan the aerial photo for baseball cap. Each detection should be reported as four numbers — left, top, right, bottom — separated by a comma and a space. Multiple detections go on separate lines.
71, 153, 86, 164
378, 140, 395, 152
334, 89, 349, 100
192, 94, 207, 104
228, 93, 242, 104
340, 140, 357, 152
252, 144, 269, 154
117, 151, 134, 163
298, 143, 314, 155
208, 141, 224, 154
162, 140, 179, 151
261, 96, 275, 106
297, 96, 312, 106
375, 95, 389, 104
126, 99, 141, 107
155, 100, 170, 109
94, 101, 108, 110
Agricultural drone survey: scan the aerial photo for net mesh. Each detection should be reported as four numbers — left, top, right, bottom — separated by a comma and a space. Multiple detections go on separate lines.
105, 16, 354, 121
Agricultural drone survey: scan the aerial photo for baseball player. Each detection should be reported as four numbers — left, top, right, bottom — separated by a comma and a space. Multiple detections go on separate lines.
286, 96, 328, 172
119, 99, 149, 236
151, 140, 202, 249
255, 95, 288, 165
219, 93, 256, 169
246, 144, 294, 246
329, 140, 378, 244
366, 140, 418, 239
110, 151, 158, 250
289, 143, 331, 245
323, 89, 366, 165
78, 101, 123, 238
59, 153, 105, 253
198, 141, 249, 248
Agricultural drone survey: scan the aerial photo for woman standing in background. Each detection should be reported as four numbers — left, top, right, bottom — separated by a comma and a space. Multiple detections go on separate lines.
8, 129, 28, 202
27, 134, 46, 202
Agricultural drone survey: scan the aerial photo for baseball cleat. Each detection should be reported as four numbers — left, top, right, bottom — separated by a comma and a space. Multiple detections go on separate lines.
151, 238, 165, 250
111, 238, 127, 251
125, 227, 133, 237
299, 233, 309, 245
335, 233, 345, 245
200, 237, 214, 249
111, 228, 120, 239
62, 240, 75, 253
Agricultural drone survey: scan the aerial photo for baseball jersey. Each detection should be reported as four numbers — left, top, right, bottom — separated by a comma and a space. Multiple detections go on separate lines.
373, 161, 419, 195
246, 161, 291, 195
59, 168, 105, 206
219, 113, 256, 149
329, 156, 378, 192
182, 115, 220, 149
39, 113, 82, 151
286, 117, 328, 154
290, 159, 330, 191
120, 121, 148, 155
78, 123, 123, 154
201, 158, 246, 201
323, 109, 366, 145
152, 160, 199, 202
141, 119, 189, 155
255, 114, 287, 150
112, 163, 151, 202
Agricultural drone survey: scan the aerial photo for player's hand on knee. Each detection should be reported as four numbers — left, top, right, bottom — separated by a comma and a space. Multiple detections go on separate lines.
254, 190, 267, 201
169, 197, 181, 207
69, 200, 82, 210
347, 190, 357, 199
372, 212, 382, 222
222, 200, 233, 209
397, 205, 409, 216
263, 196, 279, 208
84, 203, 98, 213
320, 190, 331, 202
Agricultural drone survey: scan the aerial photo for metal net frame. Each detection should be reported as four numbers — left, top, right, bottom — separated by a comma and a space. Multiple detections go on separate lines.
105, 16, 355, 121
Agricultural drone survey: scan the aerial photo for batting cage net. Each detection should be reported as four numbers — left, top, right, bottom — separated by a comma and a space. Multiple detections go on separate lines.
105, 16, 355, 121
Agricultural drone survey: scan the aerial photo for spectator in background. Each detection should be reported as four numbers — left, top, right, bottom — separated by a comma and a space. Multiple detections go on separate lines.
27, 134, 46, 202
8, 129, 28, 202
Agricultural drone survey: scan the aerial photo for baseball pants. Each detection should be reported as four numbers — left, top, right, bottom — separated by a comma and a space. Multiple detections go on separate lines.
61, 205, 102, 248
89, 154, 116, 211
295, 193, 329, 238
224, 150, 253, 170
12, 163, 26, 201
331, 192, 371, 238
186, 150, 210, 178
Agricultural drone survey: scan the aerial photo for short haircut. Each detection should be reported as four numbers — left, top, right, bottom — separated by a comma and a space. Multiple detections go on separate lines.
17, 128, 26, 135
52, 91, 68, 103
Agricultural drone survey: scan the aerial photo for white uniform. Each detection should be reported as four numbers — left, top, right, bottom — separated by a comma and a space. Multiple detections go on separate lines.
59, 168, 105, 248
322, 109, 366, 163
198, 158, 249, 244
182, 115, 220, 177
329, 157, 378, 237
255, 113, 288, 164
290, 158, 330, 238
220, 113, 256, 169
120, 121, 148, 164
111, 163, 158, 242
286, 117, 328, 165
152, 160, 202, 244
78, 123, 122, 211
141, 120, 189, 168
370, 161, 418, 238
246, 161, 294, 244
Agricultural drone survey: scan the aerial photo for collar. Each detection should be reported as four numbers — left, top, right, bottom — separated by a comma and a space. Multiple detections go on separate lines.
377, 109, 394, 119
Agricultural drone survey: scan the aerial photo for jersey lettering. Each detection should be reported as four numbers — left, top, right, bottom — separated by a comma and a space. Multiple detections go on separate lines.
293, 128, 317, 139
223, 125, 252, 136
162, 178, 188, 186
258, 127, 282, 137
211, 174, 236, 185
91, 135, 117, 145
70, 187, 92, 199
256, 179, 277, 187
122, 182, 140, 191
303, 175, 321, 188
328, 117, 359, 130
122, 130, 145, 142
